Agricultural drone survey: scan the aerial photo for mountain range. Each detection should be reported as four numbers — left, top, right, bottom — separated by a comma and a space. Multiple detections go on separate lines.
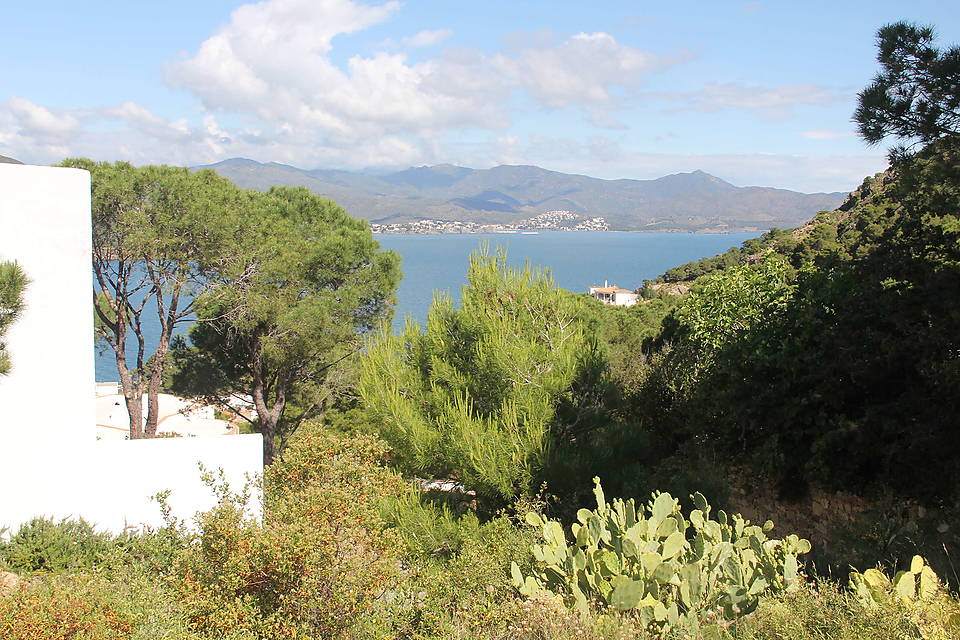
197, 158, 847, 232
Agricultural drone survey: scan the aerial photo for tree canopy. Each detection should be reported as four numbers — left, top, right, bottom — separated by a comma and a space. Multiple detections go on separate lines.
169, 186, 401, 464
359, 248, 613, 510
855, 22, 960, 152
61, 159, 249, 438
630, 136, 960, 501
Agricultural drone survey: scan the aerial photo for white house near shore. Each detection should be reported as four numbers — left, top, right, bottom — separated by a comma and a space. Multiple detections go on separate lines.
588, 281, 639, 307
0, 163, 262, 535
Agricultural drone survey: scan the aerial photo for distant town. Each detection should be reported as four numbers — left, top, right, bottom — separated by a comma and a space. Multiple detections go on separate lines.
370, 210, 610, 234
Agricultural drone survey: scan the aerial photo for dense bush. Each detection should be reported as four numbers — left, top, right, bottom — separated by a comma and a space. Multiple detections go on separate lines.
0, 570, 194, 640
0, 518, 114, 573
630, 138, 960, 506
384, 505, 539, 638
173, 424, 407, 639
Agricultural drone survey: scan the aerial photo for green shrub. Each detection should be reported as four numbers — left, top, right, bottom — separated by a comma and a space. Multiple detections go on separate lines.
380, 506, 546, 639
0, 570, 195, 640
0, 518, 114, 573
384, 491, 482, 559
848, 556, 960, 638
513, 479, 810, 634
721, 577, 959, 640
360, 247, 614, 511
173, 424, 407, 639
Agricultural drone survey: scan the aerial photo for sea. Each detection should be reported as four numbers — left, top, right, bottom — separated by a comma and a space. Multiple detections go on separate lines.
94, 231, 759, 382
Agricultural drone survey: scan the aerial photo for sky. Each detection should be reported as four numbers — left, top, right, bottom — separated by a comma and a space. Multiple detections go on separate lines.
2, 0, 958, 193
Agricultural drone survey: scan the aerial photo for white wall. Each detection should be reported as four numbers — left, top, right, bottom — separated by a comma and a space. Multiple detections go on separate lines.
613, 292, 639, 306
0, 164, 262, 534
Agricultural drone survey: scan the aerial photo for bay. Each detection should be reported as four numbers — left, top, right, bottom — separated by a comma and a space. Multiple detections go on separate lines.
94, 231, 758, 382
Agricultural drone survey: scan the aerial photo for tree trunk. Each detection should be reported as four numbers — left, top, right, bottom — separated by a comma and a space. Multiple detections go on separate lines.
250, 333, 285, 466
107, 296, 144, 439
261, 418, 277, 466
144, 331, 170, 437
119, 369, 143, 439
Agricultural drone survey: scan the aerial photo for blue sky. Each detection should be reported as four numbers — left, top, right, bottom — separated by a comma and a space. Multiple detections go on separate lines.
2, 0, 958, 192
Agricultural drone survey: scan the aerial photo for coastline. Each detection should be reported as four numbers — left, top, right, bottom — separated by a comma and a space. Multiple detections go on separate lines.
372, 227, 769, 236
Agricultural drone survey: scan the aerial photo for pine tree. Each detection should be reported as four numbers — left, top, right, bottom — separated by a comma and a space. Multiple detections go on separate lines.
0, 260, 28, 377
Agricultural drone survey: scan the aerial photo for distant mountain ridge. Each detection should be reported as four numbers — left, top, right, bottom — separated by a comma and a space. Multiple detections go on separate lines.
195, 158, 847, 232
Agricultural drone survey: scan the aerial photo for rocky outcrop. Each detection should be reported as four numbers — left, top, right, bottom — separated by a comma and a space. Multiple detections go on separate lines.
0, 570, 20, 594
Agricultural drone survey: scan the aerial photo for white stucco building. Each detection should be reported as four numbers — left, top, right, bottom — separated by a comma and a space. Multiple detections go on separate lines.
0, 163, 262, 534
588, 281, 639, 307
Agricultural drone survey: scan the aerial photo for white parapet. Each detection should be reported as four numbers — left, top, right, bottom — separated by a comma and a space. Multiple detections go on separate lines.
0, 163, 262, 534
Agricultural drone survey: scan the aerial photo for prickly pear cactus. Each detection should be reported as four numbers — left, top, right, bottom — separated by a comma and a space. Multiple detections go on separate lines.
850, 555, 942, 607
511, 478, 811, 632
849, 557, 960, 637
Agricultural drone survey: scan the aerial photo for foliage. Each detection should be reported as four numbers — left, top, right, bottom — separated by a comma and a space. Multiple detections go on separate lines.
673, 256, 795, 354
0, 518, 114, 574
0, 260, 28, 377
169, 186, 401, 464
855, 22, 960, 154
649, 255, 797, 429
850, 555, 942, 606
580, 291, 679, 393
384, 492, 483, 559
631, 136, 960, 503
381, 501, 545, 638
512, 479, 810, 634
360, 247, 615, 510
59, 159, 249, 438
173, 423, 407, 639
0, 570, 196, 640
722, 578, 956, 640
848, 557, 960, 639
652, 228, 795, 284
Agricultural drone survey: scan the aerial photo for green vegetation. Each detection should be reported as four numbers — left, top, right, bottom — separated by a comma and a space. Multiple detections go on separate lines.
3, 19, 959, 640
636, 137, 960, 507
651, 227, 797, 284
168, 186, 400, 464
62, 158, 398, 452
514, 479, 810, 633
360, 248, 615, 511
62, 159, 252, 438
0, 260, 28, 377
855, 22, 960, 156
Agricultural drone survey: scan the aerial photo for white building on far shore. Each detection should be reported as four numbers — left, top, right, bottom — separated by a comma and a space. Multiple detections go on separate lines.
588, 281, 639, 307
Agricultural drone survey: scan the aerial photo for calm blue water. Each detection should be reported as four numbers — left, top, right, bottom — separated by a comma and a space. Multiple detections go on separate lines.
94, 231, 757, 381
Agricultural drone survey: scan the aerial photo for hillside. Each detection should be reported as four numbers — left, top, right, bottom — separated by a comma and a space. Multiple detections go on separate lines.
195, 158, 847, 232
648, 168, 890, 285
633, 136, 960, 507
0, 156, 22, 165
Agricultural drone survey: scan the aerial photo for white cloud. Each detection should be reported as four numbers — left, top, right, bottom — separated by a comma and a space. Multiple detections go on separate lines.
402, 29, 453, 48
159, 0, 677, 162
0, 0, 869, 193
502, 32, 668, 110
665, 82, 842, 119
2, 0, 685, 171
7, 96, 80, 143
